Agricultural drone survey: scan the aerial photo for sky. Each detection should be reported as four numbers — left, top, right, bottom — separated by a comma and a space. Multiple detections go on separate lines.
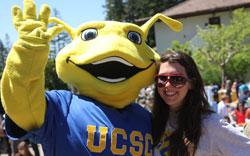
0, 0, 106, 43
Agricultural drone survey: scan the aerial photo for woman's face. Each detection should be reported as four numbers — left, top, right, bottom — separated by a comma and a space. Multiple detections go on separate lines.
238, 103, 244, 111
157, 62, 192, 112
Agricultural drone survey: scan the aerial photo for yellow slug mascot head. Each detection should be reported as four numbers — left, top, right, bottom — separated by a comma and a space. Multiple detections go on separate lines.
50, 14, 182, 108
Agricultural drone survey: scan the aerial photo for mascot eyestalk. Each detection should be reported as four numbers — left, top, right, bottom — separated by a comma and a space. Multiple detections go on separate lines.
1, 0, 182, 155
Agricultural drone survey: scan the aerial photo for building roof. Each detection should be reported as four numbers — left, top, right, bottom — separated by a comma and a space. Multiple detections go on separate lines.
136, 0, 250, 23
162, 0, 250, 18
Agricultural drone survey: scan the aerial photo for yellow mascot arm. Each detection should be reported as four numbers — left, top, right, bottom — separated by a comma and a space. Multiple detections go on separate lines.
1, 0, 63, 131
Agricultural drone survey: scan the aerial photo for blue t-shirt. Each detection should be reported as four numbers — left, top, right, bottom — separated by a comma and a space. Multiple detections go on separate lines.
5, 90, 153, 156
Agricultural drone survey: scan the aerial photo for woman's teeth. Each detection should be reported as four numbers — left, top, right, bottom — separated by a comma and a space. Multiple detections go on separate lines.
165, 92, 176, 95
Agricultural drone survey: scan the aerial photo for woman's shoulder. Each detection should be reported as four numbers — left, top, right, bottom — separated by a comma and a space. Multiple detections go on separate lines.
201, 112, 243, 135
201, 113, 227, 129
202, 112, 222, 122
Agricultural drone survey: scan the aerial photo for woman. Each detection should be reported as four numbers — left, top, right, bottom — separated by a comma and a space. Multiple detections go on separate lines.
152, 51, 250, 156
230, 103, 246, 126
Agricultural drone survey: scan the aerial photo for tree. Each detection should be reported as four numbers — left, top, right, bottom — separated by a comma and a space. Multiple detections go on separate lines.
166, 41, 192, 55
0, 39, 6, 72
0, 34, 12, 72
45, 59, 69, 90
4, 34, 12, 53
104, 0, 125, 21
196, 8, 250, 83
103, 0, 185, 46
192, 50, 221, 85
104, 0, 185, 22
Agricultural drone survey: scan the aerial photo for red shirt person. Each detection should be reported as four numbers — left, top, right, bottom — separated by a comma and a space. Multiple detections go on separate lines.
231, 103, 246, 126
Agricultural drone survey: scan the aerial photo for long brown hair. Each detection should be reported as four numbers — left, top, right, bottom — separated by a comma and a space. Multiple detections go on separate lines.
152, 51, 213, 156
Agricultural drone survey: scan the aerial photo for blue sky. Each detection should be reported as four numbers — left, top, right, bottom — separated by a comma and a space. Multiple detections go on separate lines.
0, 0, 106, 43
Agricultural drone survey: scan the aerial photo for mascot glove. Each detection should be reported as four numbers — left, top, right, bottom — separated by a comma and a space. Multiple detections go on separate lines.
12, 0, 63, 50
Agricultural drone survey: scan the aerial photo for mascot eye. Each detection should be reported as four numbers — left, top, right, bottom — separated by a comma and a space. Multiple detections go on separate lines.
81, 29, 98, 41
127, 31, 142, 44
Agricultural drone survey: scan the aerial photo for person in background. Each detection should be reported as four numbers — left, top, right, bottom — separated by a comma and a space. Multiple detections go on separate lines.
152, 51, 250, 156
211, 82, 219, 103
231, 80, 238, 101
225, 77, 232, 103
238, 84, 249, 106
233, 79, 240, 98
218, 83, 226, 100
217, 95, 230, 118
238, 80, 247, 97
136, 88, 146, 104
230, 103, 246, 126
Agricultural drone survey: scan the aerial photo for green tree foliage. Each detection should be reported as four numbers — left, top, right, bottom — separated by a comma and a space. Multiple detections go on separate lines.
45, 59, 69, 91
166, 41, 192, 55
0, 34, 12, 72
196, 8, 250, 83
0, 39, 6, 72
226, 49, 250, 81
103, 0, 185, 46
104, 0, 184, 22
192, 51, 221, 85
105, 0, 125, 21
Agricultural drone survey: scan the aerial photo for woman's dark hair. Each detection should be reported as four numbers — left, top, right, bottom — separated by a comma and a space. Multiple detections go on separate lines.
236, 102, 245, 111
152, 51, 212, 156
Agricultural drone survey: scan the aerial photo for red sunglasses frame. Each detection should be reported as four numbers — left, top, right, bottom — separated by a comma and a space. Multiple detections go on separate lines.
154, 74, 188, 88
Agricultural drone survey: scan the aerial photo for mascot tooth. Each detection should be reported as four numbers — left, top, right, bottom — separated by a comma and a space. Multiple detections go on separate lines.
1, 0, 182, 155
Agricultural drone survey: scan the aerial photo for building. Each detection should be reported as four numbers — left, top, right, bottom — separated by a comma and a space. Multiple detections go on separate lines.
137, 0, 250, 55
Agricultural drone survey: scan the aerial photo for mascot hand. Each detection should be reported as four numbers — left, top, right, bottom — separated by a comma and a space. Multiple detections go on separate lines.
12, 0, 63, 47
1, 0, 63, 132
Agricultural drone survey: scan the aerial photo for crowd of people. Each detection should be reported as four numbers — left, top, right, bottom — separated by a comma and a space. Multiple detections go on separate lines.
211, 79, 250, 129
136, 85, 155, 111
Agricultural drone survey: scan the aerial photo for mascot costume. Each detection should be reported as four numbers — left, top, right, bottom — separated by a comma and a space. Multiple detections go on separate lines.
1, 0, 182, 155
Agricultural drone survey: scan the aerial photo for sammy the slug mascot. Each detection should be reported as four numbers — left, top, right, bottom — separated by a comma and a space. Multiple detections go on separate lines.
1, 0, 182, 155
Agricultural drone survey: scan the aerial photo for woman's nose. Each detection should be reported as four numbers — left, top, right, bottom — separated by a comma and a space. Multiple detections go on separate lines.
164, 80, 172, 87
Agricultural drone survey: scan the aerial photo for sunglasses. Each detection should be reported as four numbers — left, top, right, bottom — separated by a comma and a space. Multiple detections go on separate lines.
154, 74, 188, 88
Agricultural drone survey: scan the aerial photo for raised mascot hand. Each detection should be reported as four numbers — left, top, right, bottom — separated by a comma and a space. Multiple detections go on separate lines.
1, 0, 63, 132
12, 0, 63, 46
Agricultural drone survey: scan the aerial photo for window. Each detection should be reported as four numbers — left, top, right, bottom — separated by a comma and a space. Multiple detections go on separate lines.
209, 16, 221, 25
